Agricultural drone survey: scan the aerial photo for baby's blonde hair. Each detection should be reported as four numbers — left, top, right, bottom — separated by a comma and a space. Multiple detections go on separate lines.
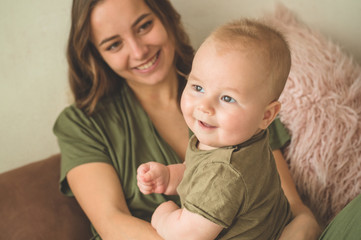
210, 19, 291, 101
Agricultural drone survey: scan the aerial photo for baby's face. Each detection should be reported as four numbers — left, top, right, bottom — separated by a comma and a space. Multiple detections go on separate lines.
181, 39, 270, 149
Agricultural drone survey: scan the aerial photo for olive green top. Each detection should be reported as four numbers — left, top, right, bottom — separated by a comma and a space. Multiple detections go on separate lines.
53, 82, 181, 222
178, 131, 291, 240
319, 193, 361, 240
53, 81, 290, 238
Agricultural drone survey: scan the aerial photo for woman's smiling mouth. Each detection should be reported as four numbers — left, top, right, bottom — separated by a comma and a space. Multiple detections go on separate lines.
136, 51, 159, 71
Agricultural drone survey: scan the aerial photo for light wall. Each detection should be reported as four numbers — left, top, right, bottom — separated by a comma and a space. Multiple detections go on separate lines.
1, 0, 360, 173
0, 0, 72, 173
170, 0, 361, 62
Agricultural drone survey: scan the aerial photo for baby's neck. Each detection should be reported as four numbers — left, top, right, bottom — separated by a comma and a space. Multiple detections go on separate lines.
197, 142, 218, 151
197, 128, 263, 151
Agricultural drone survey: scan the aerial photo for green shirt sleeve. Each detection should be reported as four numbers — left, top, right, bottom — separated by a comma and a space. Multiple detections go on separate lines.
268, 117, 291, 150
182, 162, 247, 228
53, 105, 111, 196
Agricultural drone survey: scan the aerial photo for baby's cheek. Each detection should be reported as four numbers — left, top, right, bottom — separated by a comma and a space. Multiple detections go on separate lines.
180, 95, 193, 116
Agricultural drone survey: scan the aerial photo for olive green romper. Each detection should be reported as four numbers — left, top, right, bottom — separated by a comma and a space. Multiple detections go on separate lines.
178, 132, 291, 239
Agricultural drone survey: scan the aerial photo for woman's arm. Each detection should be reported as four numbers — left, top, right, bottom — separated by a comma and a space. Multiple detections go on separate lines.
67, 162, 163, 240
273, 149, 322, 240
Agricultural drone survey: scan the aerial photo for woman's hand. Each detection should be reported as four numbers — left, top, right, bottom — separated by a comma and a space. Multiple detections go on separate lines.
273, 149, 322, 240
279, 206, 322, 240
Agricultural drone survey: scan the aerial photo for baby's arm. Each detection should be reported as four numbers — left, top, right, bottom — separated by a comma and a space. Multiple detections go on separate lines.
151, 201, 223, 240
137, 162, 185, 195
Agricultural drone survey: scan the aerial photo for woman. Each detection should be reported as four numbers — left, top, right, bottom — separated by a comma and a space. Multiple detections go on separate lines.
54, 0, 320, 239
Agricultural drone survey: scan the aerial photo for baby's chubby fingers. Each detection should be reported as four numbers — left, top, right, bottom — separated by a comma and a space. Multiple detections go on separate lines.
137, 163, 150, 176
137, 163, 154, 183
137, 163, 155, 194
137, 179, 154, 194
137, 162, 168, 194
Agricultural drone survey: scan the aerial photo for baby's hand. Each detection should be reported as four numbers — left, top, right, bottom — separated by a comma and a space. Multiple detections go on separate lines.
137, 162, 170, 194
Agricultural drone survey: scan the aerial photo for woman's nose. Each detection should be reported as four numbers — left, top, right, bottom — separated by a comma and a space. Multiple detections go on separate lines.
128, 38, 149, 60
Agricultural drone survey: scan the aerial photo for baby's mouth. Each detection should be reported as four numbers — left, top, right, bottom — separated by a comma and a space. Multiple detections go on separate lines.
199, 120, 216, 128
136, 52, 159, 70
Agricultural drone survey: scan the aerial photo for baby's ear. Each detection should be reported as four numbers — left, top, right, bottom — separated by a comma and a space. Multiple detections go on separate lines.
259, 101, 281, 129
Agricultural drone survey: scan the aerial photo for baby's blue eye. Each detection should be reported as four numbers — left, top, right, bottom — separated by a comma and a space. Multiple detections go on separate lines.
193, 85, 204, 93
221, 95, 235, 103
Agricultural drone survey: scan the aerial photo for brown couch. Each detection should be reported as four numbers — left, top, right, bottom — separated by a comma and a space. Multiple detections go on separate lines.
0, 154, 92, 240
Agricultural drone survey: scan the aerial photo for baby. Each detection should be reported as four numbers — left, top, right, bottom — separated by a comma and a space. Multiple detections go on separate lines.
137, 19, 292, 240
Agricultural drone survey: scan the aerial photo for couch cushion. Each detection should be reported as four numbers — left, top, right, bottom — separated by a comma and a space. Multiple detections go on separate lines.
264, 4, 361, 226
0, 154, 92, 240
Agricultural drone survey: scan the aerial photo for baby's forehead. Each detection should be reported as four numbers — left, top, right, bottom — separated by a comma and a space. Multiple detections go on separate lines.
201, 37, 268, 64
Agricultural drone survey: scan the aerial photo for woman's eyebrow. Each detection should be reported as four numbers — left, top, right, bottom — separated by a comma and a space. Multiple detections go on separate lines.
98, 13, 152, 47
132, 13, 151, 28
99, 35, 119, 47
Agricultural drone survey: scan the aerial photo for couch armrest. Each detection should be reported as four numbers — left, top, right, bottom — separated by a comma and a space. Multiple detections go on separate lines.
0, 154, 92, 240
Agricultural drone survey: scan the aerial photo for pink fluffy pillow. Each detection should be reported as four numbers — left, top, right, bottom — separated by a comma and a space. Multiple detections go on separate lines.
263, 4, 361, 226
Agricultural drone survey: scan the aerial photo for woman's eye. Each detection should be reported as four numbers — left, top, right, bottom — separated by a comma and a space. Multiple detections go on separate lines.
106, 41, 122, 51
221, 95, 236, 103
192, 85, 204, 93
138, 20, 153, 34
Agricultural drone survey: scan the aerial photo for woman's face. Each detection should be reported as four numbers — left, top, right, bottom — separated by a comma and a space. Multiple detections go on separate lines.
90, 0, 176, 87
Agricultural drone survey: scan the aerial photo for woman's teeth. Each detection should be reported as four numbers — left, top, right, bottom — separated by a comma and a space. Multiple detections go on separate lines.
136, 54, 158, 70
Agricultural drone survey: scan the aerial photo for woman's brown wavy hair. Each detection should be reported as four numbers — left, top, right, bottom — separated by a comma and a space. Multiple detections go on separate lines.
67, 0, 194, 115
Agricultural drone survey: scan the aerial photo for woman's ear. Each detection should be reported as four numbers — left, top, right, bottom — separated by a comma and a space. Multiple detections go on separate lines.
259, 101, 281, 129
